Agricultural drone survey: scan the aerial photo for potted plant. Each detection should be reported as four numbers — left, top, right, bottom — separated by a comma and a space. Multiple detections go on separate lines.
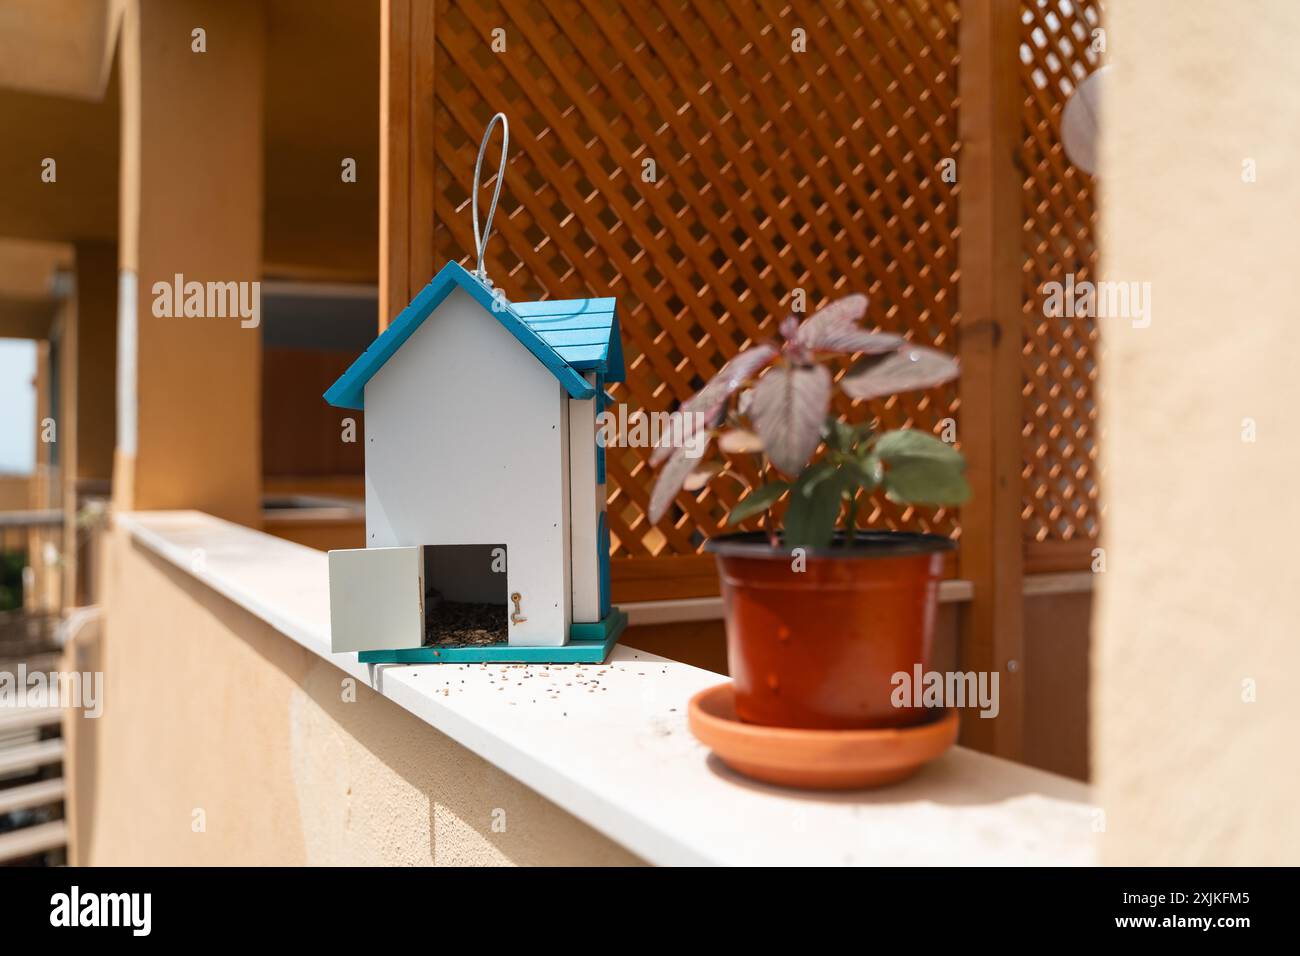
649, 294, 967, 731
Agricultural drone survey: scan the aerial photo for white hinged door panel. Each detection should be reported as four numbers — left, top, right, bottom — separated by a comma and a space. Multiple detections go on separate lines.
327, 547, 424, 653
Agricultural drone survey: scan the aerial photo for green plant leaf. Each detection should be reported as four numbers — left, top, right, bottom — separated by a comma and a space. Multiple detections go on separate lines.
825, 418, 855, 453
832, 418, 873, 452
826, 418, 875, 454
873, 428, 963, 467
882, 458, 971, 506
853, 453, 884, 490
796, 459, 838, 496
783, 469, 845, 549
726, 480, 791, 524
873, 429, 968, 506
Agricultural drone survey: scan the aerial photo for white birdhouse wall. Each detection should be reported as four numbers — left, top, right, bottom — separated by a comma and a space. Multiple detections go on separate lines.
362, 286, 572, 647
568, 371, 603, 624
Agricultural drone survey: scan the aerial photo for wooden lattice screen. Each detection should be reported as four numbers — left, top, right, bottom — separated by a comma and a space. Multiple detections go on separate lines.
382, 0, 1103, 596
1017, 0, 1103, 572
428, 0, 962, 570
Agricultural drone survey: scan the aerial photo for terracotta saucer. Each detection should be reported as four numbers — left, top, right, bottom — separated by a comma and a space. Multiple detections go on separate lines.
688, 682, 959, 790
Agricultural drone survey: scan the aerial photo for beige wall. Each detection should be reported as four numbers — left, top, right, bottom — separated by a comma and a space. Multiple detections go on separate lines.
114, 0, 263, 526
1095, 0, 1300, 864
0, 0, 121, 101
71, 526, 642, 865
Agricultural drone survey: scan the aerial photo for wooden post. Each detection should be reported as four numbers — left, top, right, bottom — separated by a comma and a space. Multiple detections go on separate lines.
56, 281, 78, 611
957, 0, 1025, 758
73, 242, 117, 490
70, 240, 117, 604
31, 339, 59, 611
114, 0, 264, 526
379, 0, 436, 330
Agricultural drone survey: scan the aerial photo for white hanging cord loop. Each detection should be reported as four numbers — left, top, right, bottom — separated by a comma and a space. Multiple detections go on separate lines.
471, 112, 510, 286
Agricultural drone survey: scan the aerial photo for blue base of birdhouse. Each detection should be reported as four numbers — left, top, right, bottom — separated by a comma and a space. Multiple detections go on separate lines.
357, 607, 627, 664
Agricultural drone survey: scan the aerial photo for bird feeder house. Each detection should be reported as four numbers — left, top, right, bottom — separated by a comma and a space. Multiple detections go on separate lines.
323, 114, 626, 663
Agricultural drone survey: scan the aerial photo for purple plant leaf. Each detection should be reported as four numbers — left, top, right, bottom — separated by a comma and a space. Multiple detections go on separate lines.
717, 428, 763, 454
748, 363, 833, 476
840, 344, 960, 401
682, 460, 723, 492
649, 343, 778, 466
794, 294, 903, 356
648, 436, 714, 523
797, 293, 866, 334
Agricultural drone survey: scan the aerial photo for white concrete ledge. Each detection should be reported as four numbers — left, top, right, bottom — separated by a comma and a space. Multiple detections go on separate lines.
117, 510, 1099, 866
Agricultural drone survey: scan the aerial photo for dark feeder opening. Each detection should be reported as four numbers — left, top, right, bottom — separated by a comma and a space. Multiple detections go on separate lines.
421, 544, 508, 647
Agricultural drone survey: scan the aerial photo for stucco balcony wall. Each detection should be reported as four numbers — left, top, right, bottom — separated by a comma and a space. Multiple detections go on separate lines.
70, 523, 641, 865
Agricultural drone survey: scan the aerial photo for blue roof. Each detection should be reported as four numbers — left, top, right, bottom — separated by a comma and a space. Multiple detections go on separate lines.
324, 261, 624, 410
513, 299, 625, 385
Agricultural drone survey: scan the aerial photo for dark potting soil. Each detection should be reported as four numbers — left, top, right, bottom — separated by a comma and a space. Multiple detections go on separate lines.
423, 600, 507, 647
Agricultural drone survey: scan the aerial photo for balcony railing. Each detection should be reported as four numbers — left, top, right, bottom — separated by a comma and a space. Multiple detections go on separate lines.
0, 510, 69, 865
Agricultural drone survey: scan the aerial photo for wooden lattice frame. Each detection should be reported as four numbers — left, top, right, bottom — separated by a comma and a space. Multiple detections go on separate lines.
385, 0, 1103, 588
1017, 0, 1104, 565
428, 0, 963, 562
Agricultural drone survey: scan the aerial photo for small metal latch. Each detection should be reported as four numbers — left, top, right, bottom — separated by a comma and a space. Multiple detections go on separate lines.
510, 592, 527, 625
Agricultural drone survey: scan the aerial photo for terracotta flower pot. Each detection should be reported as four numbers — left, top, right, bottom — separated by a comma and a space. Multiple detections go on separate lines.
706, 531, 954, 730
